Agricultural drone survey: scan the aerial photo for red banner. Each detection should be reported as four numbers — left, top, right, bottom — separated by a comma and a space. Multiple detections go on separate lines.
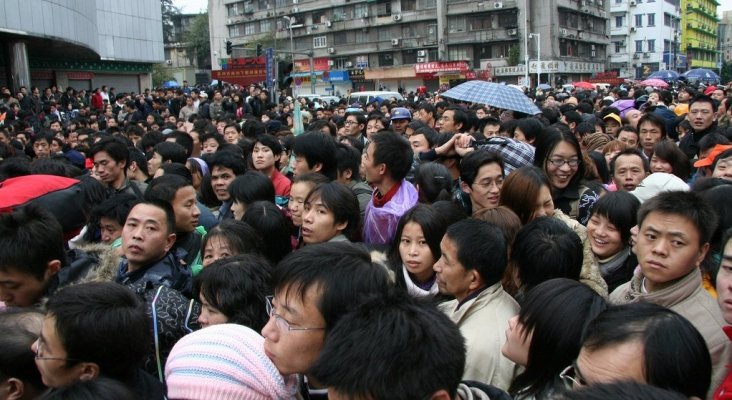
294, 57, 330, 73
415, 61, 470, 74
67, 72, 94, 80
212, 68, 266, 86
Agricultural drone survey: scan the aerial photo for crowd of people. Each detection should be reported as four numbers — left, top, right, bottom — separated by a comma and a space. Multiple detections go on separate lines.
1, 77, 732, 399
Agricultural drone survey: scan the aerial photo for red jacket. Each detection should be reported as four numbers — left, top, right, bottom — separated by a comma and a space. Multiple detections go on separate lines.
91, 92, 104, 111
715, 326, 732, 399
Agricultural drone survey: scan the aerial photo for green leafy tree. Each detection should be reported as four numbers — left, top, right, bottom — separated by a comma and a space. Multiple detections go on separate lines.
508, 45, 520, 66
722, 61, 732, 85
152, 63, 175, 88
184, 13, 211, 69
161, 0, 180, 42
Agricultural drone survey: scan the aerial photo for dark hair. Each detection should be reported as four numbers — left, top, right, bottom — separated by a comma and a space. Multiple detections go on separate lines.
636, 113, 667, 141
158, 162, 193, 182
580, 303, 711, 398
637, 190, 717, 245
713, 148, 732, 171
90, 193, 138, 231
444, 107, 468, 132
144, 174, 192, 204
304, 182, 361, 241
459, 149, 505, 186
253, 133, 284, 169
46, 282, 150, 381
512, 217, 583, 291
90, 137, 129, 169
193, 254, 272, 332
227, 171, 275, 211
166, 131, 194, 157
128, 147, 150, 179
0, 205, 66, 280
153, 141, 188, 164
500, 166, 551, 224
609, 147, 649, 175
589, 191, 640, 246
414, 162, 452, 203
516, 118, 544, 143
445, 219, 507, 286
208, 150, 247, 176
292, 132, 338, 180
242, 201, 293, 264
388, 205, 448, 285
309, 292, 465, 400
557, 381, 689, 400
272, 241, 391, 332
40, 377, 139, 400
335, 143, 361, 181
533, 128, 586, 190
509, 279, 608, 397
371, 131, 413, 182
690, 94, 718, 113
132, 199, 176, 235
0, 309, 45, 392
201, 219, 264, 263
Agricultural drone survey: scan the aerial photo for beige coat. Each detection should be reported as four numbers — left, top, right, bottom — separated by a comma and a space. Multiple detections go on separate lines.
439, 282, 520, 391
611, 269, 731, 396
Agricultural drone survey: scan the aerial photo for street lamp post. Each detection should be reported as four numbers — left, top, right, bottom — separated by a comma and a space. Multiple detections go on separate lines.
529, 33, 540, 87
283, 17, 302, 96
523, 0, 530, 87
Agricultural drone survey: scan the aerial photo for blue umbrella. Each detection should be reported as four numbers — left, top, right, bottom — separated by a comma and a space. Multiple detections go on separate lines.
441, 80, 541, 115
538, 83, 552, 90
647, 70, 680, 81
683, 69, 720, 84
162, 80, 180, 89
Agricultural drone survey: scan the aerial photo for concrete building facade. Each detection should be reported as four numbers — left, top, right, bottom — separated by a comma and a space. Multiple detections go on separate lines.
719, 10, 732, 63
680, 0, 719, 69
209, 0, 610, 93
0, 0, 164, 93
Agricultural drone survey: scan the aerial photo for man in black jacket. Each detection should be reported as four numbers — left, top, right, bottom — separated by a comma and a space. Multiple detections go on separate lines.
680, 95, 720, 161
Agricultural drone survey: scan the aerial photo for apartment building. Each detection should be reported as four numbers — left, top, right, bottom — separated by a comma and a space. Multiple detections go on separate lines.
681, 0, 719, 69
718, 10, 731, 63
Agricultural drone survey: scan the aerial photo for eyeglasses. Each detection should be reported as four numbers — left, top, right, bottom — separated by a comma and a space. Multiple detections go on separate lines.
35, 336, 81, 363
474, 178, 504, 190
559, 363, 587, 388
548, 158, 580, 168
344, 120, 359, 125
265, 296, 326, 333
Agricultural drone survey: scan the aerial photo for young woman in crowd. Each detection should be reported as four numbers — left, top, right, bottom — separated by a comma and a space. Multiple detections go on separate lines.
387, 204, 448, 298
193, 254, 272, 331
251, 134, 291, 197
533, 129, 601, 225
650, 140, 690, 181
585, 191, 640, 293
502, 279, 608, 399
300, 181, 360, 244
227, 171, 275, 220
287, 172, 329, 243
242, 200, 293, 264
200, 219, 264, 270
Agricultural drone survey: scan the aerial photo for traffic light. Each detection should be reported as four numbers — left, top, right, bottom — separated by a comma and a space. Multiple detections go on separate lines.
256, 43, 263, 56
225, 40, 232, 55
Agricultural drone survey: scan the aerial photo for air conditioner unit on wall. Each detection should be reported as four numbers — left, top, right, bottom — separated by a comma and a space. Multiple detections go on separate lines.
630, 0, 636, 5
633, 53, 640, 59
166, 60, 172, 65
631, 26, 636, 31
391, 38, 400, 45
326, 21, 332, 27
393, 14, 402, 21
494, 2, 503, 8
328, 47, 336, 54
507, 28, 518, 36
417, 57, 426, 62
560, 28, 568, 36
328, 60, 334, 66
417, 50, 427, 56
345, 61, 354, 67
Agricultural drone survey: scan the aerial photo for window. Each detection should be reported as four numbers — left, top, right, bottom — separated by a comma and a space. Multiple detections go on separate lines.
635, 14, 643, 27
469, 15, 492, 30
334, 57, 350, 69
313, 36, 327, 48
333, 32, 348, 45
664, 13, 672, 26
228, 25, 241, 38
376, 0, 391, 17
635, 40, 643, 52
402, 0, 417, 11
498, 12, 518, 27
378, 52, 394, 66
648, 39, 655, 52
615, 16, 623, 28
664, 39, 670, 52
402, 50, 417, 64
402, 24, 415, 38
448, 48, 469, 61
260, 19, 271, 33
422, 0, 436, 9
354, 4, 368, 18
227, 3, 243, 17
378, 28, 392, 41
560, 40, 574, 56
312, 10, 326, 24
333, 7, 349, 21
355, 29, 369, 43
449, 18, 466, 33
245, 22, 256, 35
647, 13, 655, 26
615, 41, 621, 52
426, 23, 438, 44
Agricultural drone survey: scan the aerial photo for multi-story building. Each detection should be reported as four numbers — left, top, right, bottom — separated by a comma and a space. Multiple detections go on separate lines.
0, 0, 163, 93
210, 0, 609, 93
609, 0, 683, 79
719, 10, 732, 63
164, 13, 211, 84
680, 0, 719, 69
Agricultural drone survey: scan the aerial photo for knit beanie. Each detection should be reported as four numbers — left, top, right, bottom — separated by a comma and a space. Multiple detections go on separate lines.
165, 324, 299, 400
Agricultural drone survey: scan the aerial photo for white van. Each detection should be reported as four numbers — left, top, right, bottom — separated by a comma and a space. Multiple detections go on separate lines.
347, 91, 404, 105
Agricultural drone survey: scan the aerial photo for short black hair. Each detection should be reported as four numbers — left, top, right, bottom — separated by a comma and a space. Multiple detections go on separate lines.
590, 191, 640, 245
371, 131, 413, 182
335, 143, 360, 180
690, 94, 718, 113
292, 133, 338, 180
201, 219, 265, 263
241, 201, 293, 265
304, 182, 360, 241
459, 149, 505, 186
193, 254, 272, 332
414, 162, 452, 203
208, 150, 247, 176
512, 217, 583, 291
309, 292, 465, 399
610, 147, 649, 175
0, 309, 44, 392
0, 205, 66, 280
581, 303, 711, 398
637, 190, 717, 245
445, 219, 507, 286
166, 131, 194, 157
90, 193, 139, 230
144, 174, 192, 204
557, 381, 689, 400
273, 241, 391, 332
227, 171, 275, 208
132, 199, 177, 235
39, 376, 139, 400
153, 141, 188, 165
90, 137, 129, 168
46, 282, 150, 381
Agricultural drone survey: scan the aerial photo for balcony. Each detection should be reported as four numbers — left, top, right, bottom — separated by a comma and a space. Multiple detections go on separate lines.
447, 29, 519, 45
447, 0, 518, 15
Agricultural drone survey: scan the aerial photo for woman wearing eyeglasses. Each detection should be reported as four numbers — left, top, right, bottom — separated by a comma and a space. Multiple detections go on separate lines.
501, 279, 608, 400
534, 128, 602, 226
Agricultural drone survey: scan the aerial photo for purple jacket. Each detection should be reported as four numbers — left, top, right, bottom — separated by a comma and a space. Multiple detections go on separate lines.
363, 180, 418, 246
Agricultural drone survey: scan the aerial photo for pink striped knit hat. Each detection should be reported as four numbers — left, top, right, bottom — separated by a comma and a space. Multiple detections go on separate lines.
165, 324, 299, 400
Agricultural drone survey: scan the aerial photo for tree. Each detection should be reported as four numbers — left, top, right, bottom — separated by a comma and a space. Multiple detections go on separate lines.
722, 61, 732, 85
508, 45, 520, 66
161, 0, 180, 43
152, 63, 175, 88
183, 13, 211, 69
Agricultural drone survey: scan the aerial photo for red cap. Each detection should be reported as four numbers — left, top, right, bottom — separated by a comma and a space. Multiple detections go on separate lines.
704, 86, 717, 96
